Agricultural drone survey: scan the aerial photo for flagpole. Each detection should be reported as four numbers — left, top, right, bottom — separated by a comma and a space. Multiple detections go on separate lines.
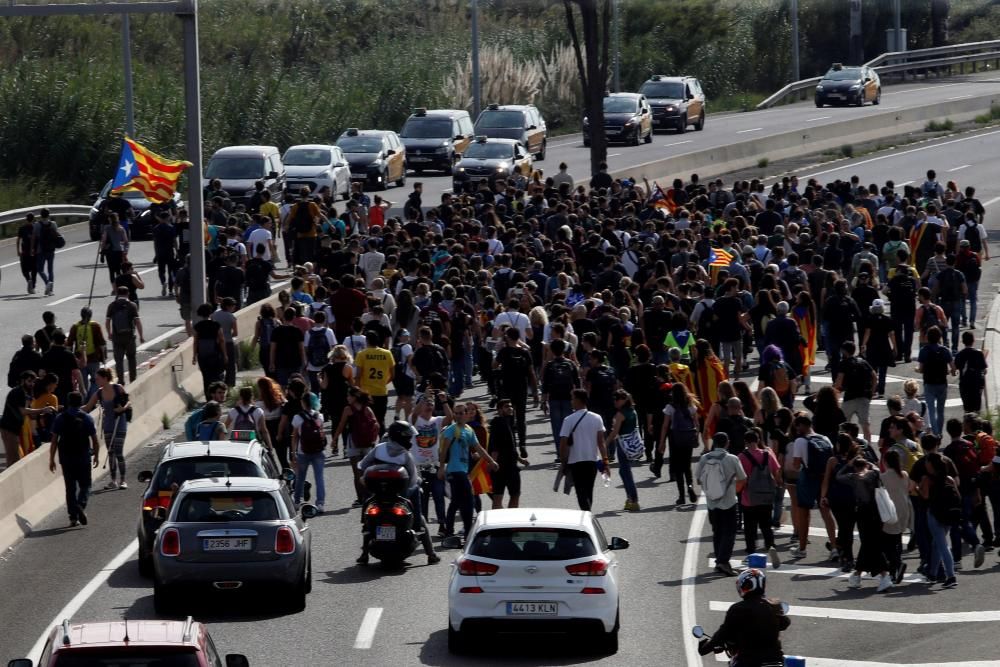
180, 1, 205, 309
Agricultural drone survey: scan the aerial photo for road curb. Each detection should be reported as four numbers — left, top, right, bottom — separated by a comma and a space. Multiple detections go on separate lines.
984, 284, 1000, 414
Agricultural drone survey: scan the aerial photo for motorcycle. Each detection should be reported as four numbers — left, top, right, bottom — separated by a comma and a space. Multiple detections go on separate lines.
691, 601, 791, 667
361, 463, 418, 565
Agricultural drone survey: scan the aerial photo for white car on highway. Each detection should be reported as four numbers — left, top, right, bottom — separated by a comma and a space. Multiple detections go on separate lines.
282, 144, 351, 200
447, 508, 629, 654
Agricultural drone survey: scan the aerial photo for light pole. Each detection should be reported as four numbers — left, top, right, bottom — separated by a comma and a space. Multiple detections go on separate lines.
612, 0, 621, 92
122, 13, 135, 136
790, 0, 800, 82
470, 0, 481, 118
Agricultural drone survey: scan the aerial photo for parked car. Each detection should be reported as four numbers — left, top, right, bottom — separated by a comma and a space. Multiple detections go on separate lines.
10, 616, 248, 667
88, 180, 183, 241
583, 93, 653, 146
399, 108, 474, 175
152, 477, 316, 614
815, 63, 881, 107
474, 104, 547, 160
335, 129, 406, 191
203, 145, 286, 207
446, 508, 629, 655
283, 144, 351, 200
638, 75, 707, 132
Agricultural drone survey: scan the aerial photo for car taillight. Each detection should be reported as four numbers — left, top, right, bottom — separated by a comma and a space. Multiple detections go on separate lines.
565, 559, 609, 576
391, 506, 407, 517
161, 528, 180, 556
457, 558, 499, 576
275, 526, 295, 555
142, 495, 171, 512
581, 587, 606, 594
365, 506, 381, 516
459, 586, 484, 594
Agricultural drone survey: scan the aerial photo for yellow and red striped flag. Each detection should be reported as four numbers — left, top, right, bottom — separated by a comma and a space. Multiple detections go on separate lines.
470, 458, 493, 495
110, 136, 192, 203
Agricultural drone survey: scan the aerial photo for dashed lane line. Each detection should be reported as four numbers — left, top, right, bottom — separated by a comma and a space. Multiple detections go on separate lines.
710, 599, 1000, 624
353, 607, 384, 649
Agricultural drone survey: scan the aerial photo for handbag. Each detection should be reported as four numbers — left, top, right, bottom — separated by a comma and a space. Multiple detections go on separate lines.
618, 429, 645, 462
875, 479, 898, 524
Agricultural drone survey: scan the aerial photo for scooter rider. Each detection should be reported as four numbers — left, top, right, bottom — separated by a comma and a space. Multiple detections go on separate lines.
356, 420, 441, 565
697, 568, 790, 667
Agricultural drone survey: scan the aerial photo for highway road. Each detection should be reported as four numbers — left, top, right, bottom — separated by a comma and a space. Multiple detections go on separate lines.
6, 79, 1000, 666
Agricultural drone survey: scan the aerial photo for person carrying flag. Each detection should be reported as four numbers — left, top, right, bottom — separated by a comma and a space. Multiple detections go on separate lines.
438, 403, 498, 540
692, 338, 728, 428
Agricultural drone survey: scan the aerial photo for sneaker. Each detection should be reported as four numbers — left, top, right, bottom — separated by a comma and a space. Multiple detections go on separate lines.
848, 572, 862, 588
624, 500, 640, 512
768, 546, 781, 569
943, 576, 958, 589
876, 573, 892, 592
974, 544, 986, 569
437, 525, 447, 537
894, 563, 908, 585
688, 486, 698, 503
789, 545, 807, 559
840, 559, 855, 573
118, 481, 128, 490
45, 282, 53, 296
829, 547, 840, 562
427, 553, 441, 565
26, 283, 34, 294
161, 284, 167, 297
69, 519, 79, 527
356, 554, 369, 566
78, 509, 88, 526
954, 561, 964, 571
715, 562, 737, 576
104, 481, 118, 491
316, 504, 325, 514
675, 496, 685, 506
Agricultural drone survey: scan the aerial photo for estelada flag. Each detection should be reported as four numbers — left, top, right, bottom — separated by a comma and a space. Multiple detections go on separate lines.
111, 136, 192, 203
470, 457, 493, 495
694, 354, 728, 422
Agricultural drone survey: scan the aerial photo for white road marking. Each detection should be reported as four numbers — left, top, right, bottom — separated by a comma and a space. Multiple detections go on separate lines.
664, 140, 692, 147
137, 267, 157, 276
983, 195, 1000, 208
896, 180, 913, 186
711, 599, 1000, 623
681, 495, 707, 667
353, 607, 384, 649
806, 116, 832, 122
27, 539, 139, 661
46, 293, 83, 306
948, 164, 971, 172
807, 128, 1000, 179
736, 127, 763, 134
607, 153, 622, 157
948, 94, 973, 101
893, 82, 964, 94
706, 558, 925, 584
716, 656, 1000, 666
0, 241, 98, 270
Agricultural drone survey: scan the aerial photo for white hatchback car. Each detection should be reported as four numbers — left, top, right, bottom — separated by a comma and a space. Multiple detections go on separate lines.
283, 144, 351, 200
447, 508, 629, 654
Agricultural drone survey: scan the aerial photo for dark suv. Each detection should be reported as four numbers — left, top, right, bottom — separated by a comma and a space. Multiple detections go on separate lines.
399, 108, 474, 175
639, 75, 706, 133
474, 104, 547, 160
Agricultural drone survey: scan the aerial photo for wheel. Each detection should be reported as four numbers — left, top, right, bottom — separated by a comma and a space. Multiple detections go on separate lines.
153, 581, 176, 615
536, 140, 546, 161
629, 128, 640, 146
695, 112, 705, 131
815, 99, 824, 108
89, 227, 100, 242
873, 87, 881, 105
304, 556, 312, 594
288, 573, 308, 612
676, 116, 687, 134
643, 127, 653, 143
395, 168, 406, 188
413, 167, 424, 175
595, 609, 620, 654
855, 94, 864, 107
582, 137, 591, 147
138, 549, 153, 578
447, 620, 471, 654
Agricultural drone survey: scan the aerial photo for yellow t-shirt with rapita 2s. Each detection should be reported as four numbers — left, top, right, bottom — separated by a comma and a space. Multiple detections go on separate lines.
355, 347, 395, 396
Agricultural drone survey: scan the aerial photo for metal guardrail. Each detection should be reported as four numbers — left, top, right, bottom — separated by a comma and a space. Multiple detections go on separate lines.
757, 39, 1000, 110
0, 204, 91, 238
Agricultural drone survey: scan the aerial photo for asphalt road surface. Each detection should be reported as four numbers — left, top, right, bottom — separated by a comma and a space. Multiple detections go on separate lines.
6, 89, 1000, 666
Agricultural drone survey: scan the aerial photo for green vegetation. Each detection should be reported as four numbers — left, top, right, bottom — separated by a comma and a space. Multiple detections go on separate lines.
161, 413, 171, 430
840, 144, 854, 158
925, 119, 955, 132
974, 105, 1000, 124
756, 157, 769, 169
238, 340, 260, 371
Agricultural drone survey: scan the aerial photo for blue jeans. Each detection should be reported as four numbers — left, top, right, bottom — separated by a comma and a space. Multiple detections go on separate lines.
927, 511, 955, 579
941, 300, 962, 351
964, 281, 979, 326
771, 485, 785, 526
949, 490, 982, 560
445, 471, 473, 536
294, 451, 326, 505
62, 459, 92, 522
913, 500, 931, 567
548, 399, 573, 451
36, 250, 54, 285
615, 441, 638, 502
449, 354, 466, 396
420, 468, 447, 524
924, 383, 947, 436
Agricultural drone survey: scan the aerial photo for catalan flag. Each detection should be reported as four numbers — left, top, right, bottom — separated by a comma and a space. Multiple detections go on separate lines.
648, 183, 675, 213
470, 457, 493, 495
110, 136, 192, 203
791, 304, 817, 375
707, 246, 733, 285
694, 354, 728, 423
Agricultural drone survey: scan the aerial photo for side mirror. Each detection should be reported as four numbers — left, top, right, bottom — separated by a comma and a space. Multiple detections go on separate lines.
691, 625, 705, 639
641, 108, 649, 115
267, 171, 279, 180
8, 659, 33, 667
527, 124, 537, 130
454, 134, 465, 141
152, 507, 168, 522
441, 535, 464, 550
88, 192, 100, 203
300, 504, 319, 520
335, 162, 346, 168
137, 470, 153, 483
386, 149, 396, 156
687, 92, 695, 100
225, 655, 250, 667
282, 469, 295, 483
608, 536, 630, 550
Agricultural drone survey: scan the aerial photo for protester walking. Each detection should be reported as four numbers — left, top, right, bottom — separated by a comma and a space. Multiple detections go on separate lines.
697, 432, 747, 576
83, 368, 130, 490
48, 391, 100, 527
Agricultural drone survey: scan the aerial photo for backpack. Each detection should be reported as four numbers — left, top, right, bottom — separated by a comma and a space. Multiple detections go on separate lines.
670, 405, 699, 448
231, 405, 259, 432
294, 201, 315, 234
952, 439, 980, 480
931, 475, 963, 525
963, 220, 983, 253
919, 304, 942, 336
890, 440, 922, 474
196, 420, 221, 441
545, 358, 577, 397
974, 431, 998, 466
804, 434, 834, 481
588, 366, 617, 402
110, 300, 135, 335
298, 411, 327, 454
349, 407, 379, 449
768, 361, 791, 395
782, 267, 806, 295
392, 344, 409, 378
40, 220, 64, 251
937, 268, 963, 302
742, 448, 777, 506
500, 347, 532, 379
306, 328, 332, 368
184, 408, 206, 440
245, 258, 271, 289
699, 455, 734, 503
696, 301, 717, 341
958, 252, 982, 283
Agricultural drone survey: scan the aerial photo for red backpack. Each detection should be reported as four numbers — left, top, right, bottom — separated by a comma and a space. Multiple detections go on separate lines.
298, 411, 327, 454
350, 406, 379, 449
953, 439, 980, 481
974, 431, 997, 466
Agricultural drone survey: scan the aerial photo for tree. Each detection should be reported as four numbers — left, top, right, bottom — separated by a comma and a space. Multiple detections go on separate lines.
563, 0, 611, 177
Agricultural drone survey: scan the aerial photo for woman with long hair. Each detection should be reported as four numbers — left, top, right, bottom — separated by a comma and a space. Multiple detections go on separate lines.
693, 338, 728, 428
758, 344, 798, 408
528, 306, 548, 377
607, 390, 641, 511
837, 453, 893, 591
101, 213, 129, 287
624, 344, 657, 462
821, 433, 860, 572
320, 345, 355, 456
804, 386, 847, 443
702, 378, 735, 446
332, 387, 379, 506
659, 383, 701, 506
918, 441, 959, 588
395, 288, 420, 338
255, 376, 287, 468
791, 290, 818, 393
82, 367, 130, 490
881, 448, 911, 585
252, 303, 281, 379
732, 380, 759, 419
861, 298, 897, 398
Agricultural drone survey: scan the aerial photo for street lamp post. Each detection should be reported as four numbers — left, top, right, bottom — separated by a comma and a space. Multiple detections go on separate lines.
122, 12, 135, 137
470, 0, 481, 118
790, 0, 800, 82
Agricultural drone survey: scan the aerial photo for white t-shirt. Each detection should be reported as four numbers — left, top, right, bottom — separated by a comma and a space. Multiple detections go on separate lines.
560, 409, 605, 464
247, 228, 274, 261
359, 251, 385, 288
957, 221, 988, 245
412, 414, 445, 467
254, 400, 283, 421
495, 311, 530, 339
303, 327, 337, 371
227, 404, 264, 430
291, 410, 323, 436
394, 342, 415, 378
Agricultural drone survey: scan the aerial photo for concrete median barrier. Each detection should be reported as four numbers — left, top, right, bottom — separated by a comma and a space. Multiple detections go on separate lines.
0, 295, 277, 552
610, 92, 1000, 184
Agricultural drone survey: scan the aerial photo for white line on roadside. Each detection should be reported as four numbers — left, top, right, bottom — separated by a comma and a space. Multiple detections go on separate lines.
137, 267, 157, 276
894, 82, 965, 95
897, 180, 913, 186
681, 495, 707, 667
948, 164, 972, 172
608, 153, 622, 157
715, 655, 1000, 666
806, 116, 832, 122
703, 558, 926, 584
736, 127, 763, 134
710, 599, 1000, 624
27, 539, 139, 661
354, 607, 384, 649
948, 94, 973, 101
984, 195, 1000, 208
664, 140, 692, 147
0, 241, 98, 270
807, 128, 1000, 178
46, 293, 83, 306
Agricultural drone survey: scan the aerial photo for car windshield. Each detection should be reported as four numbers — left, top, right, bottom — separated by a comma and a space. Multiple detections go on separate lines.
603, 97, 638, 114
476, 110, 524, 129
53, 650, 201, 666
640, 81, 685, 99
463, 143, 514, 160
205, 157, 265, 180
177, 491, 279, 522
824, 68, 863, 81
283, 148, 331, 166
469, 528, 597, 561
153, 457, 264, 491
336, 136, 383, 153
400, 118, 453, 139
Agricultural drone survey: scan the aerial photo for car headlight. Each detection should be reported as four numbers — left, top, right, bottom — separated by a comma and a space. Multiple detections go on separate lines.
434, 147, 449, 154
496, 162, 509, 173
624, 120, 635, 127
373, 159, 385, 166
850, 84, 860, 90
313, 170, 330, 178
457, 167, 466, 173
816, 85, 824, 91
665, 105, 676, 111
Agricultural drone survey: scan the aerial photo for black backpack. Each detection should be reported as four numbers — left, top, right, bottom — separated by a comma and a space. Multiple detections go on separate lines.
545, 358, 577, 397
958, 252, 982, 284
937, 267, 963, 302
805, 434, 834, 481
919, 304, 942, 336
696, 301, 718, 341
245, 258, 270, 289
963, 220, 983, 253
